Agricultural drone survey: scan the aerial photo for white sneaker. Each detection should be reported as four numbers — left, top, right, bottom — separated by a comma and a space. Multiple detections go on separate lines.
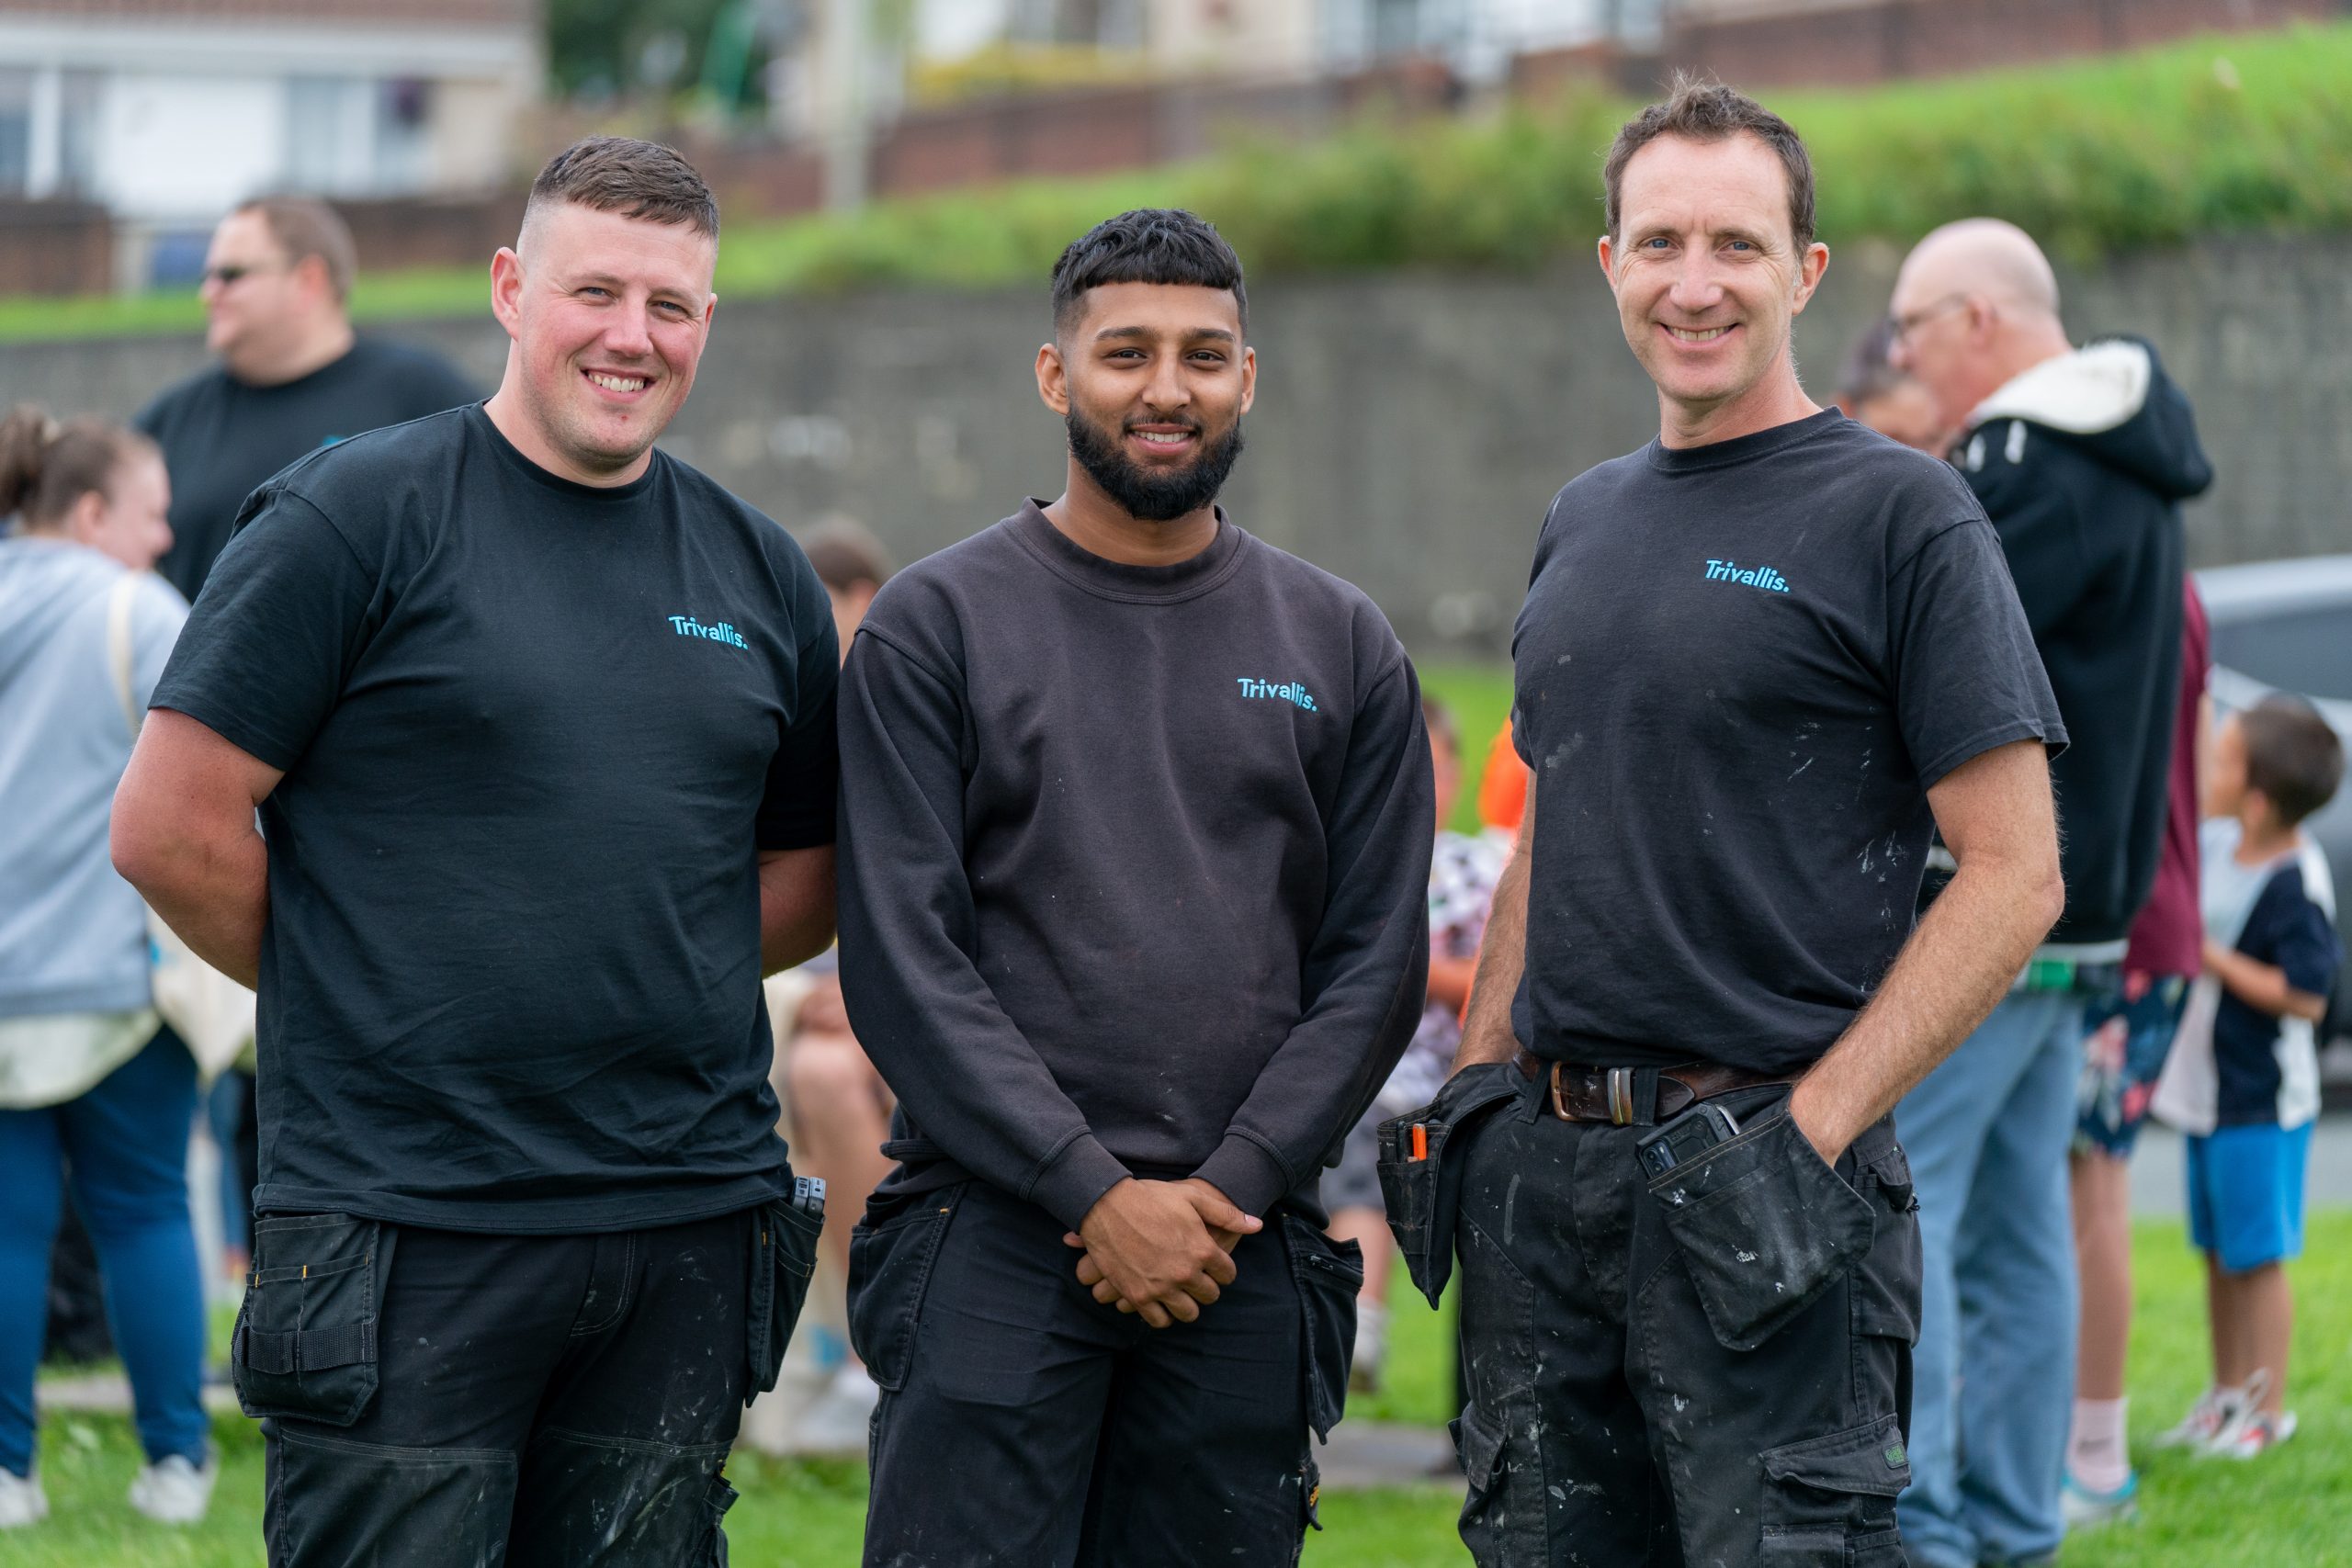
128, 1452, 216, 1525
2151, 1386, 2239, 1450
0, 1468, 48, 1529
2209, 1405, 2298, 1460
2060, 1471, 2139, 1531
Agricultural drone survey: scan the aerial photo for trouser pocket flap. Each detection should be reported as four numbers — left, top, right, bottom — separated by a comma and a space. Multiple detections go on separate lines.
1450, 1401, 1507, 1492
847, 1184, 961, 1392
1648, 1111, 1875, 1351
1376, 1060, 1522, 1307
1759, 1418, 1911, 1562
234, 1213, 392, 1427
748, 1179, 826, 1400
1282, 1215, 1363, 1441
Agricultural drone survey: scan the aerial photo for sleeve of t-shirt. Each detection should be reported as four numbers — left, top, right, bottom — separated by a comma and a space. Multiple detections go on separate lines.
1192, 651, 1437, 1218
2245, 870, 2341, 1001
754, 598, 839, 852
833, 624, 1134, 1230
129, 575, 188, 711
149, 490, 378, 772
1886, 516, 2068, 790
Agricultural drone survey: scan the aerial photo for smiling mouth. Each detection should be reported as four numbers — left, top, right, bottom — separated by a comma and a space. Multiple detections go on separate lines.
586, 371, 650, 393
1664, 325, 1735, 344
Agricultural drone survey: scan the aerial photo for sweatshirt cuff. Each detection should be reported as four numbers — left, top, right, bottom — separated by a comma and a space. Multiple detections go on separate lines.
1191, 1134, 1293, 1222
1027, 1133, 1134, 1233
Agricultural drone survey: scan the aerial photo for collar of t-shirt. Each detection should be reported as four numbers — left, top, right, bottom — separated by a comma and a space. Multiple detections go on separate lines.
1007, 499, 1248, 605
468, 402, 664, 507
1645, 407, 1847, 476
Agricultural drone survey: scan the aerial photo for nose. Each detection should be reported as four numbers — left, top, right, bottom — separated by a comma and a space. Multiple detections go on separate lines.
1141, 350, 1191, 415
602, 299, 655, 360
1668, 248, 1724, 316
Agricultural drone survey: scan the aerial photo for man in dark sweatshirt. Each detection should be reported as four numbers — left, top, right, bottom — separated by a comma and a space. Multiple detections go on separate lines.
834, 209, 1433, 1566
1887, 218, 2211, 1567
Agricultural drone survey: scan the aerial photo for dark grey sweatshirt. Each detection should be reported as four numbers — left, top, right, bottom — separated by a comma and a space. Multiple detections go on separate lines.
835, 502, 1433, 1228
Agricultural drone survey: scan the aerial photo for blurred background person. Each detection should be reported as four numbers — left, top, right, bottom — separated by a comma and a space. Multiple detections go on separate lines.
1887, 217, 2208, 1568
0, 407, 211, 1529
1838, 317, 1950, 453
1325, 695, 1504, 1393
133, 196, 476, 1285
775, 517, 896, 1448
2063, 579, 2208, 1529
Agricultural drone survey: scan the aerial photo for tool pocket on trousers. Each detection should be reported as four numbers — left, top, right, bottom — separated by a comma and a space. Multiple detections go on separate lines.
1452, 1400, 1544, 1565
1282, 1215, 1363, 1441
1758, 1417, 1910, 1565
1376, 1059, 1522, 1308
747, 1189, 825, 1399
698, 1471, 740, 1566
1647, 1109, 1876, 1352
846, 1184, 961, 1392
1845, 1128, 1922, 1346
232, 1213, 392, 1427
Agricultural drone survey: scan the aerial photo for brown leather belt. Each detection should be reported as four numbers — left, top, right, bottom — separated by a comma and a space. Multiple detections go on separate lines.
1512, 1047, 1796, 1127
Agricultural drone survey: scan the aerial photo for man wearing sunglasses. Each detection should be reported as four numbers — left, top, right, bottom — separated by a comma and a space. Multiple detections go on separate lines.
137, 197, 475, 604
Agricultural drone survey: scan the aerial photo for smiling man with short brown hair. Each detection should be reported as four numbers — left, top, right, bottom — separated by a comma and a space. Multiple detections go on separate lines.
111, 138, 839, 1565
1420, 80, 2069, 1565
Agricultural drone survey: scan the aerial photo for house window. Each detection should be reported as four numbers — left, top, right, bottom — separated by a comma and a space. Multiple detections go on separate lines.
0, 69, 33, 195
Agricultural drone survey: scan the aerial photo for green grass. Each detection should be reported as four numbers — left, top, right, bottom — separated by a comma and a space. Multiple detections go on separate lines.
8, 23, 2349, 343
25, 1211, 2348, 1563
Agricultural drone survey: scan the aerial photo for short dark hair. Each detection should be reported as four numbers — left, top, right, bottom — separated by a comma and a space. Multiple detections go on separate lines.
236, 196, 359, 302
1838, 319, 1909, 408
799, 517, 894, 594
1604, 74, 1816, 252
1049, 209, 1246, 335
2241, 696, 2345, 828
526, 137, 718, 240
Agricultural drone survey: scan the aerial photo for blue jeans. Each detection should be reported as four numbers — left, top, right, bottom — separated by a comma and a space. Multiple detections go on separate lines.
0, 1032, 209, 1475
1895, 990, 2082, 1567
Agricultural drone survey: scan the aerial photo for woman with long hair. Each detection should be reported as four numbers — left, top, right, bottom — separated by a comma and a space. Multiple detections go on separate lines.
0, 405, 211, 1528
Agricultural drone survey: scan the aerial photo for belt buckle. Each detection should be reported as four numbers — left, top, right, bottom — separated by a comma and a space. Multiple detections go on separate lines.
1548, 1062, 1572, 1122
1607, 1067, 1634, 1126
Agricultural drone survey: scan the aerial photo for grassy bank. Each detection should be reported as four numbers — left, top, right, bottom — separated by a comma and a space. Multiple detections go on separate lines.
6, 22, 2346, 343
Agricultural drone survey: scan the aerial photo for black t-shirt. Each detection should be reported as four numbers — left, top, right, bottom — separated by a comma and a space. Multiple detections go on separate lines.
1510, 410, 2064, 1075
152, 405, 840, 1232
137, 337, 478, 600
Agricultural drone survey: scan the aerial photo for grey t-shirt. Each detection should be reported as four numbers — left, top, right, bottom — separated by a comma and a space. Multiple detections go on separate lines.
1510, 411, 2065, 1075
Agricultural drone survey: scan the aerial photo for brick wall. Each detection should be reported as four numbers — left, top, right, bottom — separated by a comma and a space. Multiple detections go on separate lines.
0, 200, 110, 296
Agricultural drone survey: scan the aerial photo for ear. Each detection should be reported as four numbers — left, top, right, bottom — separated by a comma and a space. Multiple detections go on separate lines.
65, 486, 110, 548
490, 248, 526, 341
1791, 242, 1830, 314
1596, 233, 1618, 290
1035, 341, 1069, 416
293, 253, 336, 310
1237, 344, 1257, 418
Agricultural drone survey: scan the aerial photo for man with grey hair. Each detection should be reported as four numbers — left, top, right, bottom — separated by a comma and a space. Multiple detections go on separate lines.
1886, 220, 2208, 1564
1421, 82, 2065, 1566
112, 139, 840, 1564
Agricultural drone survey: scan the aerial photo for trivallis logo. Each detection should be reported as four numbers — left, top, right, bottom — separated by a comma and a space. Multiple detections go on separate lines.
668, 615, 749, 649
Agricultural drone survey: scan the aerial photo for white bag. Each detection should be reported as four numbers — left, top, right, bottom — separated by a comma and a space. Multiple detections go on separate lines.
107, 576, 256, 1081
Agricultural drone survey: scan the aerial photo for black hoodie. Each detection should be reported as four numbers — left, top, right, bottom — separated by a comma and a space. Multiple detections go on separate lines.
1953, 336, 2212, 951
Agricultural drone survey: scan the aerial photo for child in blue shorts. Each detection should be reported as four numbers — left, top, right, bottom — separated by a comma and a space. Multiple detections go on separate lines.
2151, 696, 2342, 1459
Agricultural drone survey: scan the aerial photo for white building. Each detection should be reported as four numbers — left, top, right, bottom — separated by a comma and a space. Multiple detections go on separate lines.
0, 0, 540, 252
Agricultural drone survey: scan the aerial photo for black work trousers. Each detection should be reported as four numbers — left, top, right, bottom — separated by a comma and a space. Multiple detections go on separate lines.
234, 1203, 814, 1568
1453, 1077, 1922, 1567
851, 1179, 1361, 1568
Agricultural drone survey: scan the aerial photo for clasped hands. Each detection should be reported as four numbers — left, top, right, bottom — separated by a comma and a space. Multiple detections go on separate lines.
1063, 1177, 1260, 1328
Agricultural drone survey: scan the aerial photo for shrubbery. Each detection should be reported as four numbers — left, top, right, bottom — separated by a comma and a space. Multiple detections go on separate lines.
5, 23, 2344, 341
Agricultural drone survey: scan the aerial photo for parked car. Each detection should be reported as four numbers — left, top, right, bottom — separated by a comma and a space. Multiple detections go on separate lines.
2196, 554, 2352, 1045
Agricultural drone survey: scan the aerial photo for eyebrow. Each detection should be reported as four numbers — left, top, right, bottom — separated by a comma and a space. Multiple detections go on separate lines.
1092, 324, 1238, 344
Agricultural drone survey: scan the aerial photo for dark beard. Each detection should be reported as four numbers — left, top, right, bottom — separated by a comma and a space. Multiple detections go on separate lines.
1064, 405, 1245, 524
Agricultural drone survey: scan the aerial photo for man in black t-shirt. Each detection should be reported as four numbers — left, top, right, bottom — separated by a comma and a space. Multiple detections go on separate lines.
1423, 83, 2066, 1567
138, 196, 477, 603
113, 140, 838, 1567
835, 210, 1432, 1566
